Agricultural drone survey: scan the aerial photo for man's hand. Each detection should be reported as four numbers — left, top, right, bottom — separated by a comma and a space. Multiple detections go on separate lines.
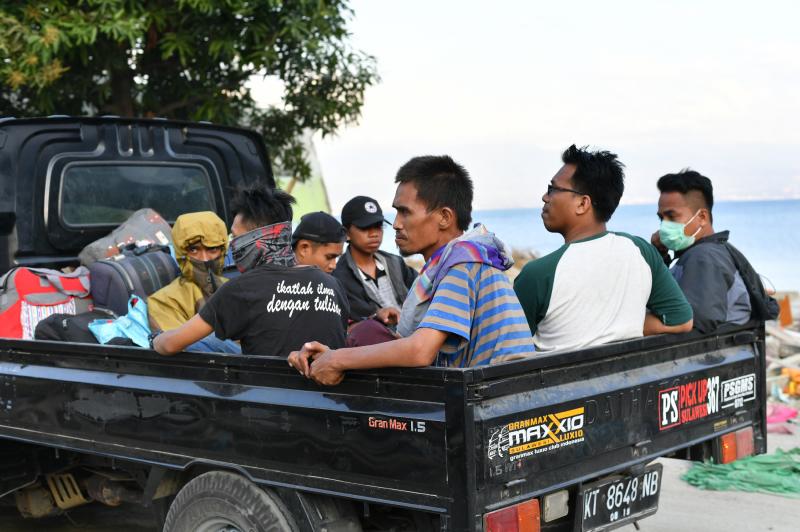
375, 307, 400, 325
650, 230, 671, 265
289, 327, 449, 386
287, 341, 329, 377
309, 350, 345, 386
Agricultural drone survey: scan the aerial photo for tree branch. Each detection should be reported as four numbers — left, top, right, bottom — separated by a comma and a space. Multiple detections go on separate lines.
155, 93, 208, 116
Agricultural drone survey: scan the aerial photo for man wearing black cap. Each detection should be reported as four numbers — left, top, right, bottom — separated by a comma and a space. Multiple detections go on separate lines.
292, 211, 347, 274
334, 196, 418, 325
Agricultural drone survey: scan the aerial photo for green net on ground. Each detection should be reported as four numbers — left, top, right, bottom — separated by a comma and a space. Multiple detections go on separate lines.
682, 448, 800, 497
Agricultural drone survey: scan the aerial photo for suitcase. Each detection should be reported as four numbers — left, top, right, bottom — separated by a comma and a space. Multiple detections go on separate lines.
79, 208, 173, 266
88, 247, 180, 316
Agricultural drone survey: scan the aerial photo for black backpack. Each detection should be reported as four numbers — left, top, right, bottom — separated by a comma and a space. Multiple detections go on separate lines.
723, 243, 780, 321
34, 308, 117, 343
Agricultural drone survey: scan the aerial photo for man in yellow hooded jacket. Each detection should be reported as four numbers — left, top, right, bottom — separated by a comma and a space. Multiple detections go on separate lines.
148, 211, 241, 353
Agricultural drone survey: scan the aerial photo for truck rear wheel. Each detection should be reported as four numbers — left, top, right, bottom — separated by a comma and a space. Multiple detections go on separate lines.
163, 471, 298, 532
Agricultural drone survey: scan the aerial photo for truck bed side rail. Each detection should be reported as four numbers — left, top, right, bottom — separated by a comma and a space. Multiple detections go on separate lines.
0, 339, 456, 512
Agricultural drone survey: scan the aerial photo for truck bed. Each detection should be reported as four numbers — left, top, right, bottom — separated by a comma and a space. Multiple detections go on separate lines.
0, 324, 766, 531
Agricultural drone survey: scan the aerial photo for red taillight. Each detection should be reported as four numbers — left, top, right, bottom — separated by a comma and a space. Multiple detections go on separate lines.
719, 433, 737, 464
484, 499, 540, 532
718, 426, 755, 464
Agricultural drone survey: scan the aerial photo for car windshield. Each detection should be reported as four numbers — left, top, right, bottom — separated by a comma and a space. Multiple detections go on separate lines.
60, 164, 215, 226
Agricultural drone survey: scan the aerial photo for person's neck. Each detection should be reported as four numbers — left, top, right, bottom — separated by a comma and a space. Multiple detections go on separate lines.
695, 224, 715, 241
563, 222, 607, 244
422, 229, 464, 262
350, 245, 376, 271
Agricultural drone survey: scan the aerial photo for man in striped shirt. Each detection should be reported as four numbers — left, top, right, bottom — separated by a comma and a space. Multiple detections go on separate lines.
288, 156, 535, 384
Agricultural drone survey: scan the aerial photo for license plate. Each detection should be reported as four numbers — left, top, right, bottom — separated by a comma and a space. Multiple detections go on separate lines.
579, 463, 663, 532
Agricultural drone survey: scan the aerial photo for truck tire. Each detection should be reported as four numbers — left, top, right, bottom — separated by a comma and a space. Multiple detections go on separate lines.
163, 471, 298, 532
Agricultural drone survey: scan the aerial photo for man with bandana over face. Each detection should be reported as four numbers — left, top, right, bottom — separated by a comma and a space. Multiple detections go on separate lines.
153, 184, 349, 357
147, 211, 240, 353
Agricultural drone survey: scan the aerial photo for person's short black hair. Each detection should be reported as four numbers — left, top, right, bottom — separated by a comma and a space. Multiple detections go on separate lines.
230, 183, 295, 229
561, 145, 625, 223
394, 155, 473, 231
657, 169, 714, 221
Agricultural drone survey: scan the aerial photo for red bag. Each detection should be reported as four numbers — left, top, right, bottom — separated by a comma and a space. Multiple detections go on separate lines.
0, 267, 93, 339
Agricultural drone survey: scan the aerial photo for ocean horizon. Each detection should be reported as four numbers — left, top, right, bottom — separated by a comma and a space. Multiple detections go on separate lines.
380, 199, 800, 291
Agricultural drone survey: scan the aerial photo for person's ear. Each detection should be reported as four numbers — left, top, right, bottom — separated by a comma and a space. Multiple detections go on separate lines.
439, 207, 456, 230
575, 195, 592, 216
698, 208, 710, 226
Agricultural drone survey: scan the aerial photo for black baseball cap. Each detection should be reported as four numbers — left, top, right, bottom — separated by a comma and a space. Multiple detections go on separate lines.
292, 212, 346, 246
341, 196, 389, 228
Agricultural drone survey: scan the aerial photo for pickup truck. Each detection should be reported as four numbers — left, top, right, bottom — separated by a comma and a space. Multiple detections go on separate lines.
0, 117, 767, 532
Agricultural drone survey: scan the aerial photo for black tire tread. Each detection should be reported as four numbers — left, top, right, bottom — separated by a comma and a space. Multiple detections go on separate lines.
162, 471, 298, 532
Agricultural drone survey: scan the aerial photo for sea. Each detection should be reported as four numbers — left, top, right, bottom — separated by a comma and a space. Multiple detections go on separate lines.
381, 199, 800, 292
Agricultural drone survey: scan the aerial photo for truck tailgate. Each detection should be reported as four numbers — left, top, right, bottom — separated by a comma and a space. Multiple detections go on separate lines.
471, 327, 766, 511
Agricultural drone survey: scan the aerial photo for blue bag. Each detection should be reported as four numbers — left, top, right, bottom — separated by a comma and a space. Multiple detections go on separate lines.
88, 295, 151, 347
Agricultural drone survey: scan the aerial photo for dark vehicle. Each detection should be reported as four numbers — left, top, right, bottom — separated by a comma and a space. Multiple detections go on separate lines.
0, 115, 272, 272
0, 117, 767, 532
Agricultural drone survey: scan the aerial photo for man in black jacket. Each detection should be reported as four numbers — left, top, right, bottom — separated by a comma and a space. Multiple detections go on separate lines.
651, 170, 775, 333
333, 196, 417, 325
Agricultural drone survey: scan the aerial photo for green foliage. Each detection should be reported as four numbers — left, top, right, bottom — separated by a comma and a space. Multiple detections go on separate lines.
0, 0, 378, 181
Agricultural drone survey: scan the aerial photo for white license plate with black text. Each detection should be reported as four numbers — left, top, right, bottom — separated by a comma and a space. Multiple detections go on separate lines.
579, 463, 662, 531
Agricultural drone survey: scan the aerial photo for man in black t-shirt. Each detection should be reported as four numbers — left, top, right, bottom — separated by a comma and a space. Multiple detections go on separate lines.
153, 185, 348, 357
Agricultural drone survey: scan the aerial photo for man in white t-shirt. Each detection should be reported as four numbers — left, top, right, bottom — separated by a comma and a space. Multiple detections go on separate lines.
514, 145, 693, 352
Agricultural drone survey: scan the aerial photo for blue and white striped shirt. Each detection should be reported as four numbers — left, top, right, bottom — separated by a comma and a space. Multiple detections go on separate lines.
418, 263, 536, 367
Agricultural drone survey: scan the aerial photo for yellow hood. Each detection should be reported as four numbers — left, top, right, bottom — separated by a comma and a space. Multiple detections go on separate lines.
172, 211, 228, 259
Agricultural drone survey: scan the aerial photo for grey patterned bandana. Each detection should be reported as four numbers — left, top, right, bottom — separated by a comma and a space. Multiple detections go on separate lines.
230, 222, 296, 272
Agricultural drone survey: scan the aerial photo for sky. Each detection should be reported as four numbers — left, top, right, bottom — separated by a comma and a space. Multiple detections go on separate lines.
252, 0, 800, 212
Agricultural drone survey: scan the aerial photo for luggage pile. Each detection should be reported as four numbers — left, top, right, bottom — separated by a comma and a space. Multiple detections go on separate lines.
0, 209, 181, 343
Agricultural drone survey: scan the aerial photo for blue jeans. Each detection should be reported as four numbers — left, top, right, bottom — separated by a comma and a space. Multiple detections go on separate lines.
187, 334, 242, 354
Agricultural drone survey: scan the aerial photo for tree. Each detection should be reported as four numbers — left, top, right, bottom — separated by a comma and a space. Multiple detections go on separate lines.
0, 0, 378, 181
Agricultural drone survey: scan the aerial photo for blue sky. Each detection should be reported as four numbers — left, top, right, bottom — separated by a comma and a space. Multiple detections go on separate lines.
254, 0, 800, 211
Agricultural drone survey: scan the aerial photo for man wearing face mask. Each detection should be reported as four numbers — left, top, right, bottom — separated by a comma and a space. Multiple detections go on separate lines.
148, 211, 241, 353
152, 184, 348, 357
652, 170, 768, 333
